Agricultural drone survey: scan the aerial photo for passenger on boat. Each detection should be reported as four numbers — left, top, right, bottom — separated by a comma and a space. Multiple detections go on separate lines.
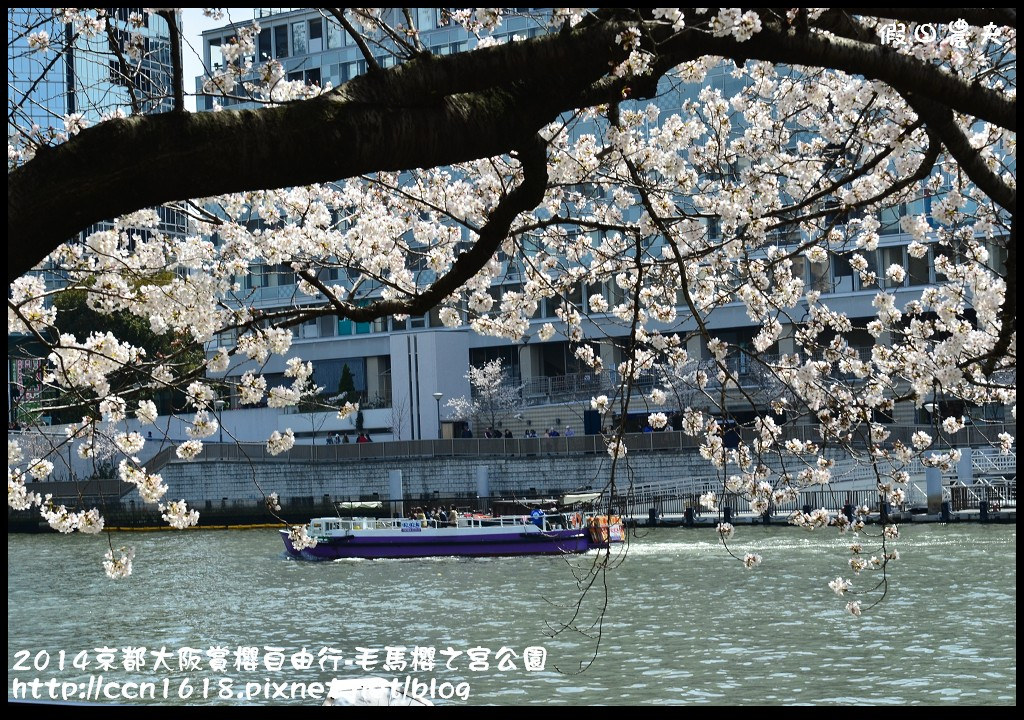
530, 504, 545, 529
448, 505, 458, 527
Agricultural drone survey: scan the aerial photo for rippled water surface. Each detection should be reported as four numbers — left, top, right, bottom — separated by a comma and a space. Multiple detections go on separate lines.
7, 524, 1016, 705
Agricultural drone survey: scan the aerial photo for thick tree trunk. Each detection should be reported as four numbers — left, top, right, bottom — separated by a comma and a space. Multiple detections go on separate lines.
8, 11, 1015, 284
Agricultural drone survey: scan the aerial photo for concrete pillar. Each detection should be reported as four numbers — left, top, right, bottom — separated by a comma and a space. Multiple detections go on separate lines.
685, 334, 707, 362
778, 323, 797, 356
475, 466, 489, 512
598, 342, 617, 377
956, 448, 973, 486
519, 344, 538, 384
388, 470, 403, 518
926, 466, 942, 515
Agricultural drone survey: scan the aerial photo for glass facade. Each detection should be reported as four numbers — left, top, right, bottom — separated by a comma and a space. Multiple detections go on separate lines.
9, 8, 176, 135
8, 7, 187, 286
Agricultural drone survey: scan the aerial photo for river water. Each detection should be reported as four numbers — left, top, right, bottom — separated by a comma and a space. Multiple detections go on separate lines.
7, 524, 1016, 705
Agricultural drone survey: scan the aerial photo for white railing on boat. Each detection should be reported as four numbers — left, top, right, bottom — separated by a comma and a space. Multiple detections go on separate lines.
309, 513, 588, 534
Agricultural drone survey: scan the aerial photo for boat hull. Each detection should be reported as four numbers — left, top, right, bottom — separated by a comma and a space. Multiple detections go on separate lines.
280, 527, 592, 560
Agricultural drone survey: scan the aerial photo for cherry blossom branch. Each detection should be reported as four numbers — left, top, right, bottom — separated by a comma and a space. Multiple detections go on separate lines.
11, 11, 1015, 283
903, 95, 1016, 213
328, 9, 382, 73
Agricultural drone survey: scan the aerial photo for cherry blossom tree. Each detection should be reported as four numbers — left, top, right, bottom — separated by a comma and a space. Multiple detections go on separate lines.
447, 358, 523, 433
7, 8, 1016, 615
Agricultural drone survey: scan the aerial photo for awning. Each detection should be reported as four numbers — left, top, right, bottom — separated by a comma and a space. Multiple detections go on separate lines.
561, 492, 603, 505
335, 501, 383, 509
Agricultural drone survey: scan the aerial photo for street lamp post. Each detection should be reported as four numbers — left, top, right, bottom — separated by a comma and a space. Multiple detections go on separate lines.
433, 392, 444, 439
214, 398, 226, 444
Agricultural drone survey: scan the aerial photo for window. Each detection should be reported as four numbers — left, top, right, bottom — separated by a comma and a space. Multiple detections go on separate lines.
416, 8, 436, 30
258, 27, 271, 59
831, 252, 854, 293
246, 265, 268, 289
871, 407, 894, 424
428, 306, 443, 327
271, 264, 295, 286
208, 37, 222, 69
300, 318, 317, 339
567, 281, 583, 309
879, 203, 905, 235
880, 246, 905, 289
857, 249, 879, 290
326, 18, 344, 48
292, 21, 307, 55
274, 25, 288, 58
308, 19, 323, 53
343, 61, 360, 81
789, 255, 806, 287
707, 217, 721, 239
318, 315, 336, 338
305, 68, 321, 86
907, 248, 931, 286
809, 259, 830, 293
607, 281, 626, 307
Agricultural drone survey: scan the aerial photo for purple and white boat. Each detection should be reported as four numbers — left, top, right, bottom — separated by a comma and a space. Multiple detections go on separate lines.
280, 512, 622, 560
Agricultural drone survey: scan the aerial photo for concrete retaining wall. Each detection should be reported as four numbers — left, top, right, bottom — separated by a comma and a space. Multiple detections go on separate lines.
160, 450, 718, 504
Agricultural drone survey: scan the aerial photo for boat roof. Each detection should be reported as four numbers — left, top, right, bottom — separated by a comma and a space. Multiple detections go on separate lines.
562, 491, 603, 504
334, 500, 383, 509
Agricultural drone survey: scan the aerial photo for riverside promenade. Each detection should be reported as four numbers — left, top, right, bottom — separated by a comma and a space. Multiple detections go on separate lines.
9, 429, 1015, 531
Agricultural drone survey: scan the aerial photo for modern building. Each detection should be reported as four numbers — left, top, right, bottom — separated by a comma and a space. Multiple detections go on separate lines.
9, 8, 178, 133
8, 8, 186, 426
160, 10, 1017, 441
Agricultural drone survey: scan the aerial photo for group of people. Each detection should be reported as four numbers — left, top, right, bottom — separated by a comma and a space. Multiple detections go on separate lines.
474, 426, 577, 438
408, 505, 459, 527
326, 432, 372, 444
532, 426, 574, 438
